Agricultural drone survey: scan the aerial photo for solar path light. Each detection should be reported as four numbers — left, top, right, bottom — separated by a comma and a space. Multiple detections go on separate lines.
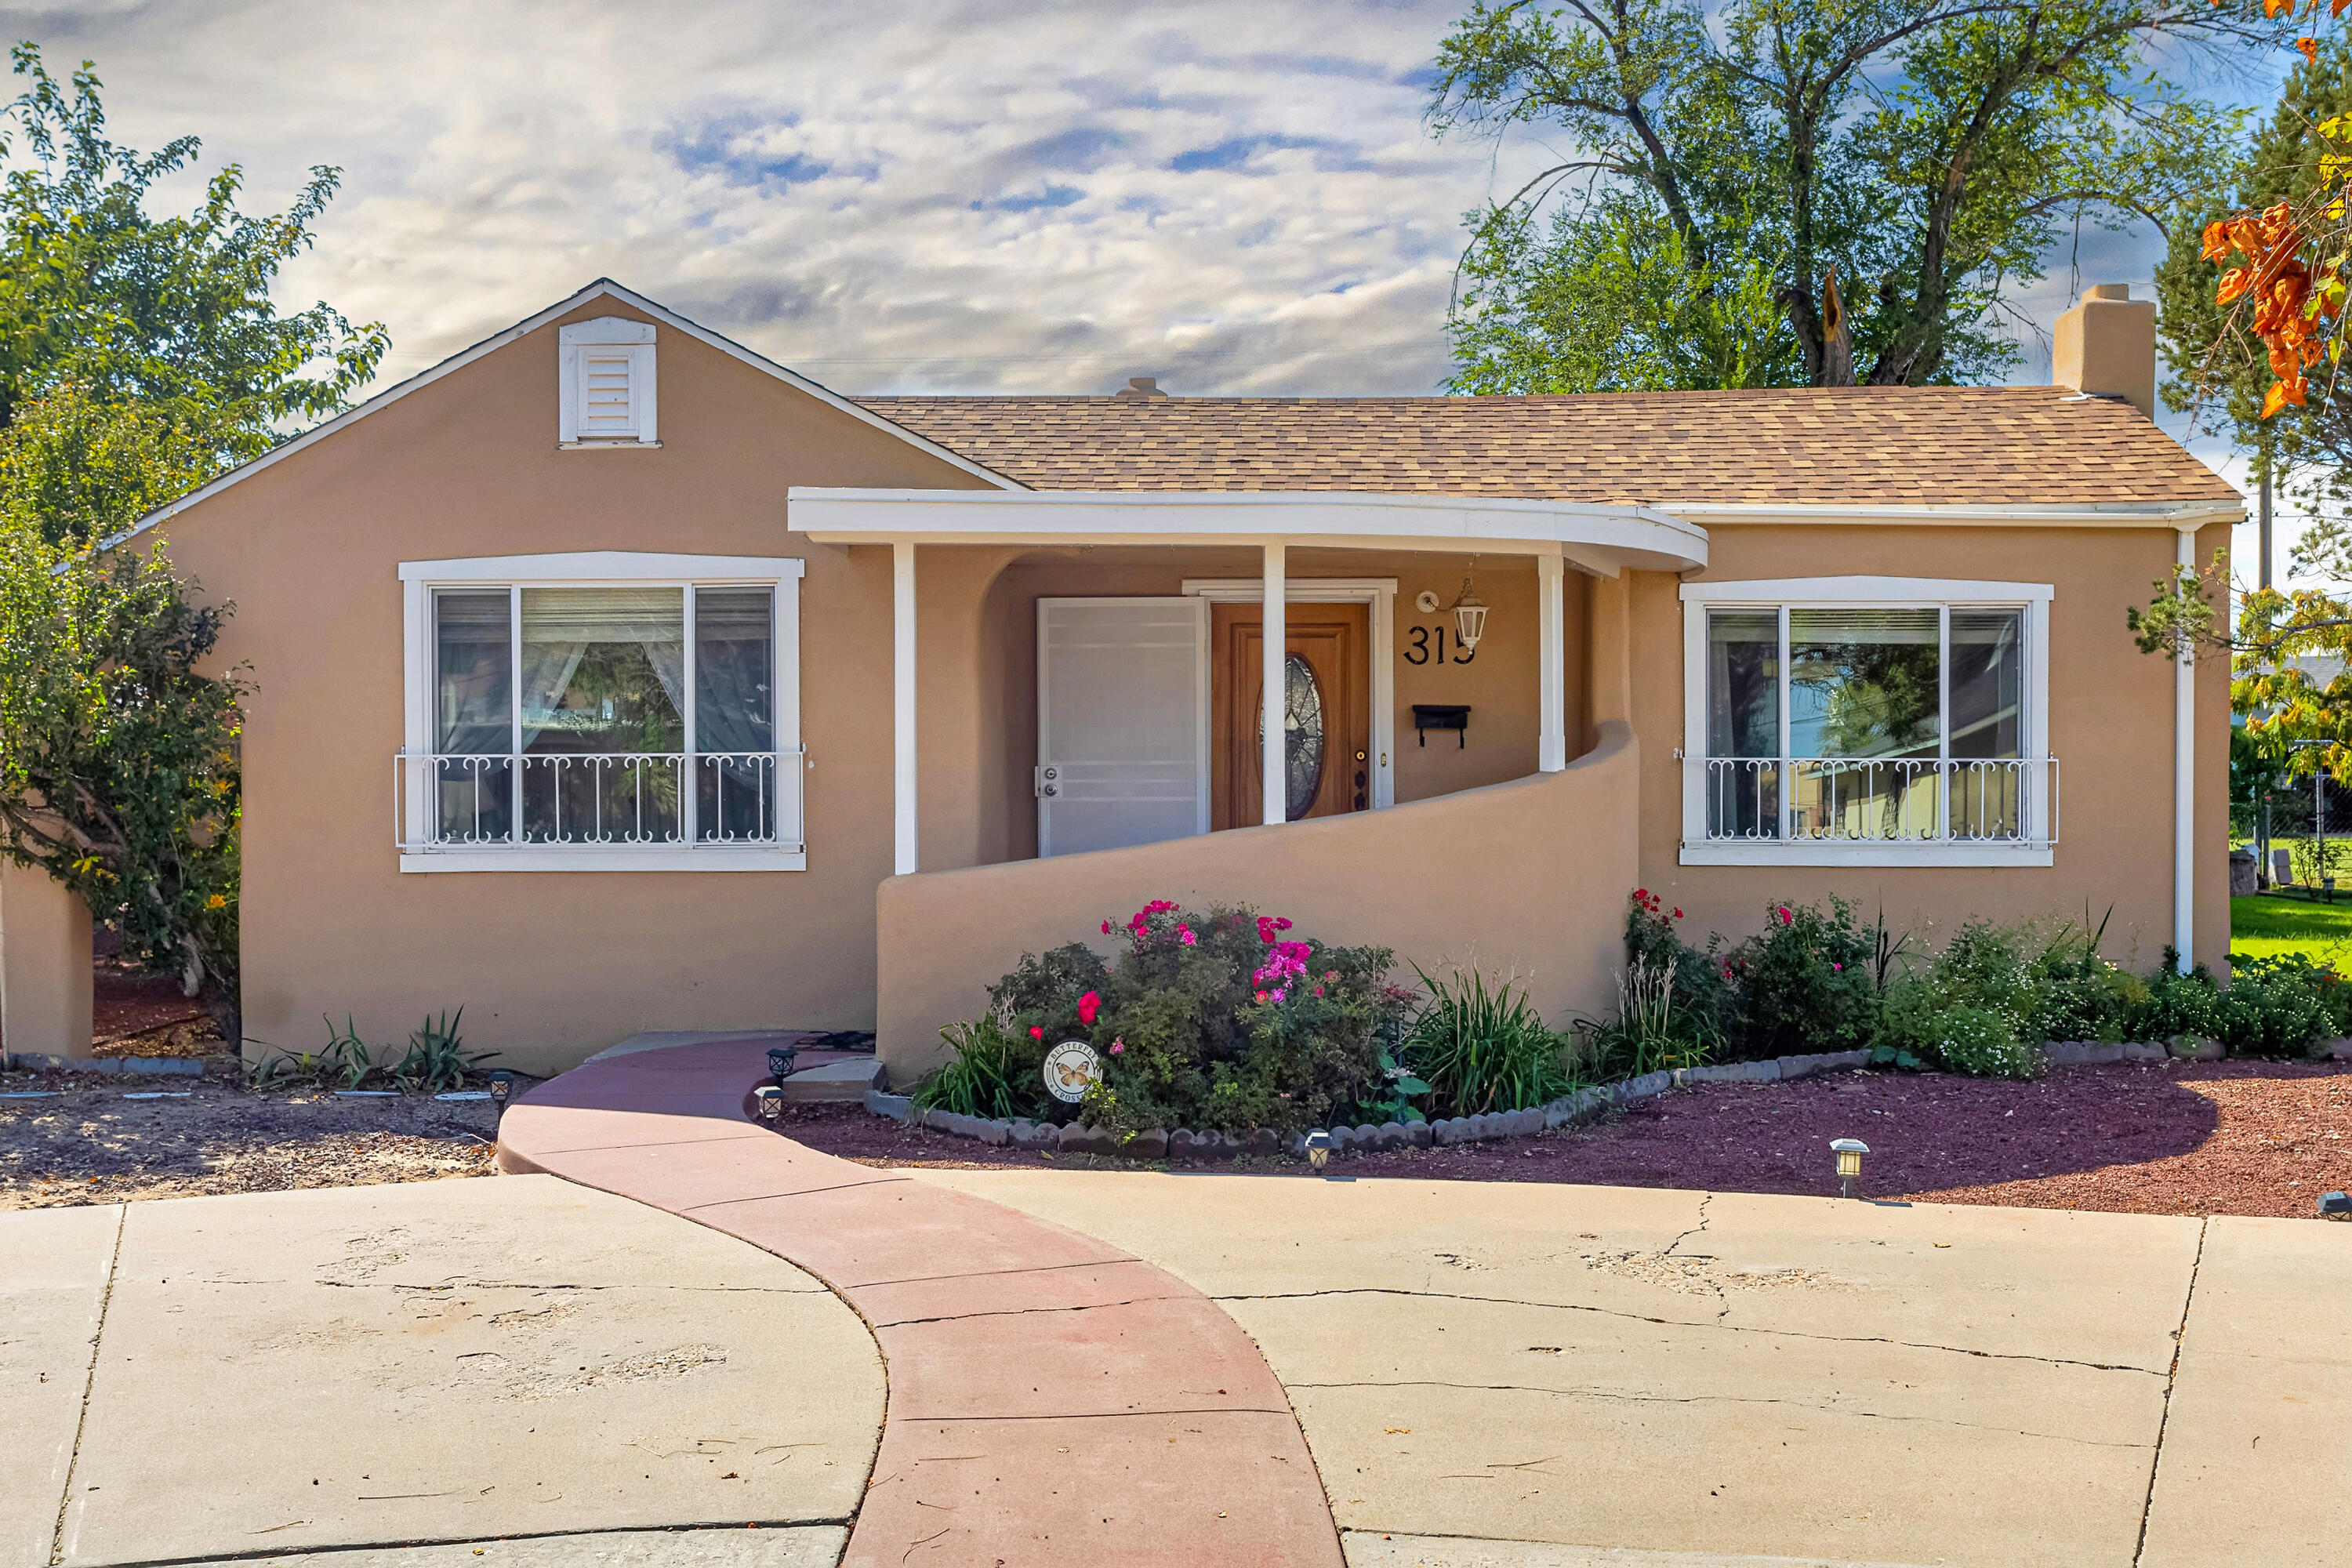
1305, 1129, 1333, 1174
754, 1085, 784, 1124
1830, 1138, 1869, 1199
488, 1070, 514, 1119
768, 1044, 798, 1087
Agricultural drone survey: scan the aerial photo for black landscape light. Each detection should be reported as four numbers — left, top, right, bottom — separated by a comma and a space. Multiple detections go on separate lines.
768, 1044, 798, 1086
2321, 1191, 2350, 1219
1305, 1129, 1334, 1174
1830, 1138, 1869, 1199
488, 1070, 514, 1112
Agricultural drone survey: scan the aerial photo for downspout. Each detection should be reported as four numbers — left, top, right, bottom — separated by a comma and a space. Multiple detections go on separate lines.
2174, 526, 2195, 972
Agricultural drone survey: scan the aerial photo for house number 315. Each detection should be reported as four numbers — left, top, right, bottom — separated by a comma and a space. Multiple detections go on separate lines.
1404, 626, 1476, 665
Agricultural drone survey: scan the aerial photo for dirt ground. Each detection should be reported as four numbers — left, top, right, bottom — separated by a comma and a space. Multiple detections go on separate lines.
777, 1058, 2352, 1221
0, 1062, 499, 1210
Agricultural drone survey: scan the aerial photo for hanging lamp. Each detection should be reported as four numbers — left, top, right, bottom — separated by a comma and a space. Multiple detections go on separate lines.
1450, 558, 1489, 652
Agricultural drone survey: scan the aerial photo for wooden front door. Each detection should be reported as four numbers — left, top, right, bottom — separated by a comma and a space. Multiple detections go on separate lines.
1211, 602, 1370, 829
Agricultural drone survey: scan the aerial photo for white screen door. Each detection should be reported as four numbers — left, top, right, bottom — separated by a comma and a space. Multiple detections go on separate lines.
1037, 597, 1210, 857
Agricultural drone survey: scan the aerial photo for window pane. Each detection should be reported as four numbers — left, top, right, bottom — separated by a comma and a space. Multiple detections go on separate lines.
519, 588, 685, 754
433, 590, 512, 842
1705, 611, 1780, 838
695, 587, 776, 843
1789, 608, 1940, 760
1706, 611, 1779, 757
520, 587, 684, 844
1949, 609, 2023, 759
434, 591, 510, 752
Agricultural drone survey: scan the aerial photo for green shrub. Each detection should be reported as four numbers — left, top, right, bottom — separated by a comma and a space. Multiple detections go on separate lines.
942, 901, 1408, 1134
2216, 953, 2339, 1058
913, 1014, 1036, 1120
390, 1007, 494, 1092
1718, 898, 1882, 1058
1923, 1004, 2041, 1079
2132, 956, 2227, 1044
2023, 919, 2144, 1043
1575, 948, 1719, 1080
1875, 923, 2045, 1079
1403, 964, 1577, 1115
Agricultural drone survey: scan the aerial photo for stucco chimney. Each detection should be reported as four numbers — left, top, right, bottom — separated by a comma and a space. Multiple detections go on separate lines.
1112, 376, 1170, 400
2053, 283, 2155, 417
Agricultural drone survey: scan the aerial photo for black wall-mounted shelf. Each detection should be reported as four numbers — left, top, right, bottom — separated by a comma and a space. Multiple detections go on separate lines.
1411, 704, 1471, 749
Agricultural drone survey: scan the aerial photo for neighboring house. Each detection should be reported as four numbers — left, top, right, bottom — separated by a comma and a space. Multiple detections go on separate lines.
0, 281, 2241, 1079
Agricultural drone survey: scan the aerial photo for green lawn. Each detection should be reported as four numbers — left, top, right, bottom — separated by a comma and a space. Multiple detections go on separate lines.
2230, 892, 2352, 961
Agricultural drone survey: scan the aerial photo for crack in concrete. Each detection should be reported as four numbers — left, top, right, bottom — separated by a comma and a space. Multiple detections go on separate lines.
314, 1279, 822, 1294
1287, 1378, 2151, 1450
2132, 1214, 2207, 1568
1214, 1286, 2164, 1376
873, 1291, 1192, 1328
1657, 1192, 1731, 1321
81, 1515, 860, 1568
49, 1203, 125, 1568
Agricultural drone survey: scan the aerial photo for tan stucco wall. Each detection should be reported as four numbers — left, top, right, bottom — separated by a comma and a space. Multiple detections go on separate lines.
877, 719, 1642, 1081
0, 858, 93, 1061
1627, 522, 2231, 975
962, 547, 1588, 863
154, 301, 993, 1073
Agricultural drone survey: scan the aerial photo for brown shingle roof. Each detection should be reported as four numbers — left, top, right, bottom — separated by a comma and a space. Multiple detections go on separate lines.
852, 387, 2238, 509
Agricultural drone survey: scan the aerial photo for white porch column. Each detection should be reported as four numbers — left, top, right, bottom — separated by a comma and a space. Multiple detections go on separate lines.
894, 541, 917, 876
1261, 541, 1287, 826
2173, 526, 2195, 971
1537, 553, 1566, 772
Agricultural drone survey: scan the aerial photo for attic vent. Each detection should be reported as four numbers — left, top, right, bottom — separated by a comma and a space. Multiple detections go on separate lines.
1112, 376, 1170, 401
558, 318, 659, 446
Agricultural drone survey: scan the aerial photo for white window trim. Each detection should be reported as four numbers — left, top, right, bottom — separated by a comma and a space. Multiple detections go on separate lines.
557, 318, 659, 448
1180, 577, 1398, 808
398, 552, 805, 872
1677, 575, 2054, 868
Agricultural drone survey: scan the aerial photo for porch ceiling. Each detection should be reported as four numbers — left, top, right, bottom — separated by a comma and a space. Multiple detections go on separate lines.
787, 487, 1709, 575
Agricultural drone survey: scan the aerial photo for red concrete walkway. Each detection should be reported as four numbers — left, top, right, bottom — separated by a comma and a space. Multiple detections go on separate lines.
497, 1039, 1341, 1567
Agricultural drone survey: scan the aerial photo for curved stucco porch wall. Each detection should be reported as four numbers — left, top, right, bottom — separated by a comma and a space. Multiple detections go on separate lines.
874, 720, 1639, 1082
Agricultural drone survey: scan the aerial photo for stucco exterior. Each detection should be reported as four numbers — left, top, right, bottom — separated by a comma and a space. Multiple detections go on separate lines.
38, 281, 2231, 1081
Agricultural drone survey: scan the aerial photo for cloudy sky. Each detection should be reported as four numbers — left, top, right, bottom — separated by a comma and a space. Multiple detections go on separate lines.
0, 0, 2297, 545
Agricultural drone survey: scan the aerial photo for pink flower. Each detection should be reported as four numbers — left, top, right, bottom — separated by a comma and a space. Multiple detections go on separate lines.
1102, 920, 1113, 935
1078, 990, 1101, 1025
1109, 1037, 1125, 1055
1254, 991, 1269, 1004
1635, 888, 1650, 901
1671, 908, 1682, 920
1313, 986, 1325, 997
1831, 962, 1842, 972
1178, 925, 1197, 946
1324, 971, 1338, 982
1777, 905, 1792, 926
1029, 1025, 1044, 1041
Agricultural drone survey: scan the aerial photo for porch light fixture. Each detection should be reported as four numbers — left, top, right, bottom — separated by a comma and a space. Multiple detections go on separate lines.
1305, 1129, 1333, 1174
754, 1085, 784, 1123
1449, 561, 1489, 652
1830, 1137, 1868, 1198
768, 1044, 798, 1086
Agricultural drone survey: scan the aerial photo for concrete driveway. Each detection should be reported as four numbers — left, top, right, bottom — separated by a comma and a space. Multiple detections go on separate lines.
5, 1177, 880, 1568
915, 1169, 2352, 1568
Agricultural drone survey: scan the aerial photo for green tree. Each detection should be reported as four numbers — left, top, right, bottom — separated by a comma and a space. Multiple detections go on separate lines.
0, 43, 387, 463
1431, 0, 2261, 392
0, 510, 244, 1040
0, 45, 387, 1046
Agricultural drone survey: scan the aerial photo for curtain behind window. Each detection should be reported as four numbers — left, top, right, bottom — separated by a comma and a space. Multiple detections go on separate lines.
519, 588, 685, 754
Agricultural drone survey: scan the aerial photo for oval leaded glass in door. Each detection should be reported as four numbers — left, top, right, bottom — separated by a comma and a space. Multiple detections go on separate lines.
1257, 653, 1327, 820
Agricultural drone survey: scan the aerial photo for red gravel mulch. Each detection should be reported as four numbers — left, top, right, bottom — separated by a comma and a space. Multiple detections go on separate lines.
776, 1058, 2352, 1221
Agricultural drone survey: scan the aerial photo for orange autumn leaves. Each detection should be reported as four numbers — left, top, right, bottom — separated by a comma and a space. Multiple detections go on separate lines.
2205, 203, 2341, 416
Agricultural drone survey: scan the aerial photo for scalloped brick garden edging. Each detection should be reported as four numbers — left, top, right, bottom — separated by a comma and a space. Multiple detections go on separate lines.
868, 1036, 2352, 1160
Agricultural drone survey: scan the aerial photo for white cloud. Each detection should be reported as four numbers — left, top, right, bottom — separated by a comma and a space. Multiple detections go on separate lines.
0, 0, 2299, 561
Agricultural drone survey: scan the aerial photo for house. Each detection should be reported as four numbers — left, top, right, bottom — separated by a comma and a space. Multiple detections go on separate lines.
0, 281, 2240, 1080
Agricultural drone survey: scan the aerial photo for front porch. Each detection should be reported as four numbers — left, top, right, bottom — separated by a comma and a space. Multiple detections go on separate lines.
792, 488, 1709, 1078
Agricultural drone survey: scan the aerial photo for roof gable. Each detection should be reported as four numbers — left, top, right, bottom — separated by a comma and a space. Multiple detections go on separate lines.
116, 279, 1022, 544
